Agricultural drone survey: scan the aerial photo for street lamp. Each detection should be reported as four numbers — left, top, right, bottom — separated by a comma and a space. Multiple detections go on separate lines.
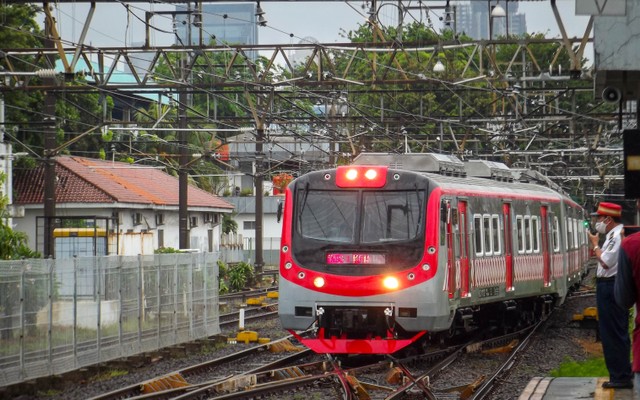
489, 2, 506, 41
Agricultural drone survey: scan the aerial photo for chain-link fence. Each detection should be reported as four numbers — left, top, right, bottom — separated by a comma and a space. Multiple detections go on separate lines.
0, 253, 220, 387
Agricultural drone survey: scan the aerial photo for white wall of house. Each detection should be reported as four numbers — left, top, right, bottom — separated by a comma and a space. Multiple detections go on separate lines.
15, 205, 229, 256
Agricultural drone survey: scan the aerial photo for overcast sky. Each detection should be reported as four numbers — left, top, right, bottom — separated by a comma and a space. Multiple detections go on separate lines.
51, 1, 592, 48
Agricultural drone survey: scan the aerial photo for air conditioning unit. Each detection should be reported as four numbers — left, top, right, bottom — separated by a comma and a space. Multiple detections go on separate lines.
155, 213, 165, 226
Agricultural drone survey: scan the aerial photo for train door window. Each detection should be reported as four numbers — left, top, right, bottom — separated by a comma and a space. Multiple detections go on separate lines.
474, 215, 484, 256
567, 217, 574, 250
552, 216, 560, 252
531, 216, 540, 253
483, 215, 491, 255
573, 219, 579, 250
516, 215, 525, 254
492, 215, 501, 255
452, 207, 460, 258
524, 216, 533, 253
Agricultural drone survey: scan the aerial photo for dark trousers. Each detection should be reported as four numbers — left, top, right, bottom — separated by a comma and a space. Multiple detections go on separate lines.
597, 279, 633, 383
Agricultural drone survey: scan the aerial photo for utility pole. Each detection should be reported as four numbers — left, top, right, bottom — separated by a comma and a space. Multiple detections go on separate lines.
178, 3, 194, 249
43, 6, 57, 258
254, 126, 264, 275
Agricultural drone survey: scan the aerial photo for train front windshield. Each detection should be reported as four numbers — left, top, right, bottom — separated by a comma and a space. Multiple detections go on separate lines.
293, 189, 426, 272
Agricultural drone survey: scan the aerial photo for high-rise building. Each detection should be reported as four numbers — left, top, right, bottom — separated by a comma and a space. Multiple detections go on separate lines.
175, 3, 258, 50
454, 1, 527, 40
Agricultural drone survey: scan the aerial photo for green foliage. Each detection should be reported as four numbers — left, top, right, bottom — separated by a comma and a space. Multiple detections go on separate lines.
217, 260, 255, 292
0, 172, 38, 260
240, 188, 253, 196
550, 357, 607, 377
155, 247, 180, 254
222, 214, 238, 235
227, 262, 255, 291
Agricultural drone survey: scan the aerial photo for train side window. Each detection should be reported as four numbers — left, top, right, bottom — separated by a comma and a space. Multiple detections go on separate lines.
474, 214, 484, 256
492, 215, 501, 255
531, 216, 540, 253
567, 217, 574, 250
524, 216, 532, 253
552, 216, 560, 252
573, 218, 579, 250
483, 215, 491, 255
516, 215, 525, 254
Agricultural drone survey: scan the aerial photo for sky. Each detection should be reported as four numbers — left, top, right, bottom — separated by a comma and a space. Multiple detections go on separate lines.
50, 1, 593, 49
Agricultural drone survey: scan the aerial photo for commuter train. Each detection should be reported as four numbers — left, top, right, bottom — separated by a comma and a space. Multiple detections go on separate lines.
278, 153, 589, 355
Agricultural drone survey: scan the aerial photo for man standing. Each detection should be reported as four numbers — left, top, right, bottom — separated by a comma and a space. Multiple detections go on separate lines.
588, 201, 633, 389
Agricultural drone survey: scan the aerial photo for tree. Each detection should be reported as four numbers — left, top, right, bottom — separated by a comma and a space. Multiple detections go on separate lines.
1, 4, 114, 160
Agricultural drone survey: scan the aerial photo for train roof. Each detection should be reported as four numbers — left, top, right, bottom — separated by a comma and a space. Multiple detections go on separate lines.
351, 152, 579, 208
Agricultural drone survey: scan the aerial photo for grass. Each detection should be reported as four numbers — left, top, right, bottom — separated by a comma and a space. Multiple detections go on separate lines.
550, 357, 608, 377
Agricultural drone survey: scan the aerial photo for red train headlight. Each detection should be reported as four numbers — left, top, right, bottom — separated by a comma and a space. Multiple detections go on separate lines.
336, 166, 387, 188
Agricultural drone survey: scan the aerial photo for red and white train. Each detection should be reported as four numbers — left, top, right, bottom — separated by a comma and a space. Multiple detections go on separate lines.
278, 153, 589, 354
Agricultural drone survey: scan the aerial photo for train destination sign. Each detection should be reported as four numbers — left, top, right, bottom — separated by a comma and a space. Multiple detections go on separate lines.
326, 253, 386, 265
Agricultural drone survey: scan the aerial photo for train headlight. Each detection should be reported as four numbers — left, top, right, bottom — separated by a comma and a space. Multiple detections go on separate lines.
336, 166, 387, 188
313, 277, 325, 288
383, 276, 399, 290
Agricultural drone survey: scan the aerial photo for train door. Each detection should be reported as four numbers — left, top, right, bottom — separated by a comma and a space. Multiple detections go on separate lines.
502, 203, 514, 291
445, 200, 457, 299
458, 200, 471, 297
442, 200, 459, 299
540, 206, 551, 286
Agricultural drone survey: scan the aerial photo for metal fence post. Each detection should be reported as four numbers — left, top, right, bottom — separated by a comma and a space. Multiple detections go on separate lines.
19, 262, 25, 381
73, 257, 78, 368
48, 259, 54, 374
96, 256, 102, 363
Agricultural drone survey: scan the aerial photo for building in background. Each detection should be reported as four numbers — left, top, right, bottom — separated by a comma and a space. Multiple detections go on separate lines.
454, 1, 527, 40
175, 3, 258, 55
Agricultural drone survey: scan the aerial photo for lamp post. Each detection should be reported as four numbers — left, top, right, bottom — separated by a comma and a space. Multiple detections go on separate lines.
489, 2, 506, 41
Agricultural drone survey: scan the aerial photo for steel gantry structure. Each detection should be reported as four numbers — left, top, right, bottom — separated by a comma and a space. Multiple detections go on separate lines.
1, 0, 636, 257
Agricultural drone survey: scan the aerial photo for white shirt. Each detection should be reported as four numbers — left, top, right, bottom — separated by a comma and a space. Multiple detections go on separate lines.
598, 223, 623, 279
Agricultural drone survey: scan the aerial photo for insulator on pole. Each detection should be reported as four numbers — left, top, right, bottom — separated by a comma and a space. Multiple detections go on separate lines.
35, 69, 57, 78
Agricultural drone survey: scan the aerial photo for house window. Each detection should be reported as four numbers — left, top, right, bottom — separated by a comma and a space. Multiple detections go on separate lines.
190, 216, 198, 228
158, 229, 164, 248
208, 229, 214, 252
132, 212, 143, 226
244, 221, 256, 230
155, 213, 165, 226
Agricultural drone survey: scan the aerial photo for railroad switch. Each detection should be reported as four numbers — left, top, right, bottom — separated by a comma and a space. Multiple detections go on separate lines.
572, 307, 599, 341
482, 339, 519, 354
267, 339, 303, 352
246, 296, 266, 306
232, 330, 259, 343
572, 307, 598, 322
141, 372, 190, 393
345, 375, 372, 400
441, 375, 486, 399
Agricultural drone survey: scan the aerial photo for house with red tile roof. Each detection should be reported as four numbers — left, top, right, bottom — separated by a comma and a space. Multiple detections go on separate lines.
12, 156, 234, 257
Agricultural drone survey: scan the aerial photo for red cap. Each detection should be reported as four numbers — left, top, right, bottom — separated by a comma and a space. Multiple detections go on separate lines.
591, 202, 622, 218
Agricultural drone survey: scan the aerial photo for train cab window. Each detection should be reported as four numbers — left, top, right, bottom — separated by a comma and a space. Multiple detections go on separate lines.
516, 216, 525, 254
474, 215, 483, 256
296, 190, 356, 243
361, 191, 424, 243
552, 216, 560, 252
492, 215, 501, 255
